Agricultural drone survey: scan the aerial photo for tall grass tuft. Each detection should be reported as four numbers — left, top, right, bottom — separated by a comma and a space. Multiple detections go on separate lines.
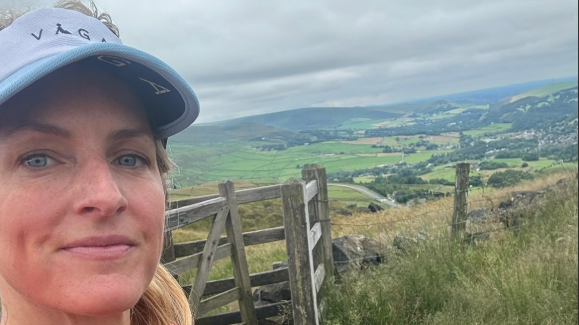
323, 182, 578, 325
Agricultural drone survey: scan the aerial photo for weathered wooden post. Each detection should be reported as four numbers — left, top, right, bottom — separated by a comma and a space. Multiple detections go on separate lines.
218, 180, 258, 325
452, 163, 471, 239
162, 197, 177, 264
161, 231, 176, 264
189, 206, 229, 312
282, 178, 319, 325
302, 165, 335, 282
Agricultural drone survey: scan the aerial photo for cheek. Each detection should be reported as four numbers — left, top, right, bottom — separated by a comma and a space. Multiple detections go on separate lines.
0, 184, 67, 294
125, 179, 167, 254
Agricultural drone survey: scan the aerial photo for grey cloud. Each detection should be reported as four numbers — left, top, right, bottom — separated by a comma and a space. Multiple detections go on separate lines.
3, 0, 577, 122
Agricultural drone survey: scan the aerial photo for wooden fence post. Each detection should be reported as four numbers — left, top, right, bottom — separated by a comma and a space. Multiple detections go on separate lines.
302, 165, 335, 281
161, 231, 176, 264
452, 163, 471, 239
218, 180, 258, 325
282, 178, 319, 325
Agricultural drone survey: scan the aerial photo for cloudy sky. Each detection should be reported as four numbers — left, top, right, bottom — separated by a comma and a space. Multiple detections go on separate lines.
5, 0, 579, 122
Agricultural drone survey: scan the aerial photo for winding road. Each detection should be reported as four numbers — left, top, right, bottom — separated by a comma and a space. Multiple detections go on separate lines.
328, 183, 401, 208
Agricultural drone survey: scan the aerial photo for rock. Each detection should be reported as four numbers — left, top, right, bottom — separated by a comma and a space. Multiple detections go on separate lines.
510, 191, 544, 207
467, 208, 492, 223
545, 177, 578, 192
335, 208, 353, 216
393, 231, 430, 252
346, 204, 358, 209
253, 281, 292, 308
465, 232, 491, 244
466, 208, 505, 235
259, 282, 292, 303
332, 235, 385, 274
358, 207, 372, 214
253, 262, 292, 308
368, 203, 384, 213
417, 230, 429, 241
499, 199, 514, 210
393, 235, 418, 252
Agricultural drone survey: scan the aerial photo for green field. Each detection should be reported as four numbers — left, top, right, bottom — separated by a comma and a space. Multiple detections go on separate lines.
422, 166, 459, 182
353, 176, 377, 183
337, 118, 387, 130
169, 141, 410, 186
374, 117, 416, 128
404, 150, 453, 164
494, 158, 558, 169
463, 123, 513, 137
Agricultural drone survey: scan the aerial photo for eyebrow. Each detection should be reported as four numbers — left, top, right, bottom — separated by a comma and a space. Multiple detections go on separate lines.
2, 122, 152, 142
2, 122, 72, 139
107, 128, 153, 142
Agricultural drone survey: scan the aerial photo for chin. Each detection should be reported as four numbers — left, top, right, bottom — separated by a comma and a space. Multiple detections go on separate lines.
53, 275, 148, 317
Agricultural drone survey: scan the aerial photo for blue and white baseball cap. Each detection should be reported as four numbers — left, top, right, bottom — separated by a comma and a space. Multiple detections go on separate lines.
0, 8, 200, 139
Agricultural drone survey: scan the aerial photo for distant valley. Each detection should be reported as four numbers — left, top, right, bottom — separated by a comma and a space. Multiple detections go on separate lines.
168, 78, 578, 207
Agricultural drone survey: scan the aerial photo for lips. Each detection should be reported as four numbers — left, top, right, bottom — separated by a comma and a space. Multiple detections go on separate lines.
61, 235, 137, 260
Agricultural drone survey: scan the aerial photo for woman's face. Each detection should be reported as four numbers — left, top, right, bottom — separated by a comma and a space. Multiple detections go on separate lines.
0, 64, 166, 317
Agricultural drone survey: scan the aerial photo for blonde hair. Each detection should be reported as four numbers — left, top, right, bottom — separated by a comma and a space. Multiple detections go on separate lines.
0, 0, 119, 36
0, 2, 193, 325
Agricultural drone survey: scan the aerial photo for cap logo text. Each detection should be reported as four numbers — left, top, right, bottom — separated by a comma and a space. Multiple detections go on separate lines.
140, 78, 171, 95
97, 55, 132, 67
31, 29, 43, 40
56, 23, 71, 35
30, 24, 98, 41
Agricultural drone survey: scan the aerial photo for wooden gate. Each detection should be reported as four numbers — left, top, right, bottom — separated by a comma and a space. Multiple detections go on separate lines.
162, 165, 334, 325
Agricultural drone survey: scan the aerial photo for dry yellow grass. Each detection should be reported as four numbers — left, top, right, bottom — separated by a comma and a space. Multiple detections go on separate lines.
168, 179, 258, 200
168, 170, 577, 317
331, 172, 574, 243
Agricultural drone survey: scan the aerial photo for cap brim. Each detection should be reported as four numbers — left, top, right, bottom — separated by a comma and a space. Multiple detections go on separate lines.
0, 42, 200, 139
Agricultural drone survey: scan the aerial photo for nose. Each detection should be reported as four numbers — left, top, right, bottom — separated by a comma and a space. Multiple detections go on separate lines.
72, 158, 128, 218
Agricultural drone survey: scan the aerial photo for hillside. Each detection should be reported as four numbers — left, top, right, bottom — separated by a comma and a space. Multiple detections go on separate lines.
170, 122, 296, 144
323, 177, 579, 325
200, 78, 578, 133
213, 107, 403, 131
367, 100, 458, 115
509, 81, 579, 102
485, 86, 579, 131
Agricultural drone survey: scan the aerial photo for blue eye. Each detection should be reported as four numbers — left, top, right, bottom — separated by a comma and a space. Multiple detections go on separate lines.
24, 155, 50, 168
117, 155, 144, 167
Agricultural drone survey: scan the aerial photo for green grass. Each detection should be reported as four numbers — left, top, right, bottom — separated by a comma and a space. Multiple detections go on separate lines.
511, 82, 579, 102
493, 158, 524, 167
463, 123, 513, 137
353, 176, 377, 183
493, 158, 559, 169
323, 184, 579, 325
337, 118, 387, 130
422, 166, 459, 182
374, 118, 416, 128
404, 150, 453, 164
398, 136, 422, 146
168, 142, 409, 186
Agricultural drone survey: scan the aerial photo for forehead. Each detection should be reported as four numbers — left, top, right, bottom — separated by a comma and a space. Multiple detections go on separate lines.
0, 61, 151, 132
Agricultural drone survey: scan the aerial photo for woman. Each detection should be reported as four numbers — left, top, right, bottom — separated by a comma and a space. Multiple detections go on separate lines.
0, 1, 197, 324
